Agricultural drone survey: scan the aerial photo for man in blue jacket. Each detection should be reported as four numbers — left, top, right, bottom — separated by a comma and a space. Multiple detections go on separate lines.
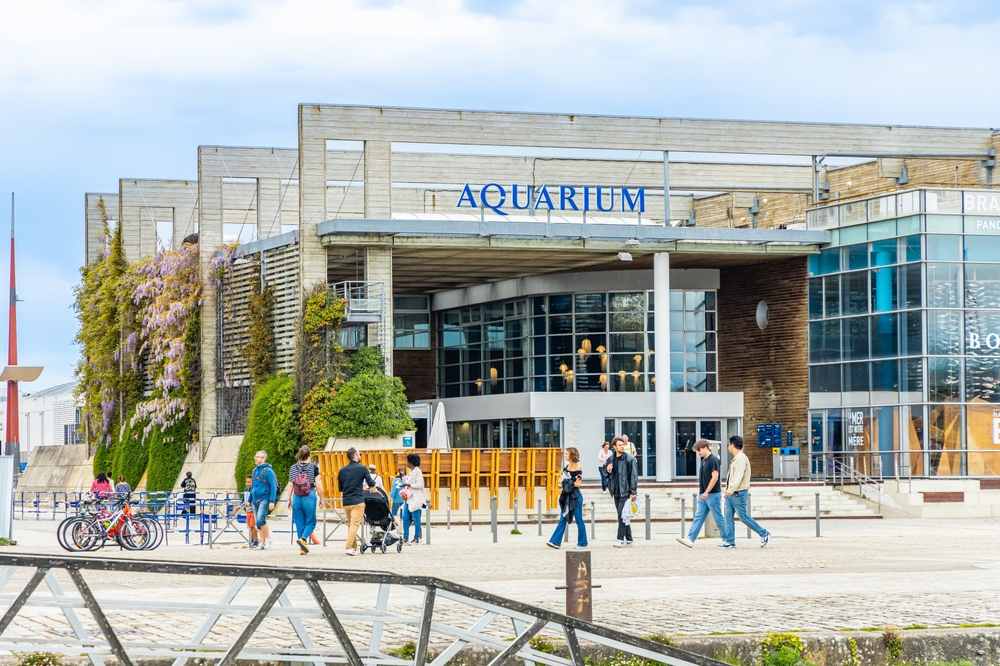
249, 450, 278, 550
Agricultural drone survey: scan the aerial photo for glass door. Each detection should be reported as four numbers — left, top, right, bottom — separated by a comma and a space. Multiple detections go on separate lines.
604, 418, 658, 478
675, 421, 697, 477
620, 420, 644, 476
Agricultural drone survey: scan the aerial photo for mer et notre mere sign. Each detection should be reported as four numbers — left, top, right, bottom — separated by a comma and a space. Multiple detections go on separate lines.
457, 184, 645, 216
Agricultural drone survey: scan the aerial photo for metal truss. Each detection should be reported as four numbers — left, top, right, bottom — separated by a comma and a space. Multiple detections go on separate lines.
0, 554, 724, 666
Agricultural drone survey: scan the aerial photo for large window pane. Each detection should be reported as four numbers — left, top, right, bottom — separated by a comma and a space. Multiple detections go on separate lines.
809, 278, 823, 320
902, 235, 921, 262
871, 266, 897, 312
927, 310, 962, 355
965, 235, 1000, 262
809, 320, 841, 363
927, 263, 961, 308
846, 244, 868, 270
574, 313, 606, 333
927, 404, 962, 476
844, 362, 870, 393
610, 292, 644, 312
899, 264, 922, 309
926, 235, 961, 261
824, 276, 840, 317
901, 358, 923, 401
902, 311, 922, 356
966, 310, 1000, 356
810, 364, 841, 393
549, 294, 572, 314
611, 311, 644, 332
871, 313, 898, 358
872, 359, 899, 393
610, 333, 644, 353
687, 291, 716, 311
574, 293, 606, 313
966, 264, 1000, 310
928, 357, 962, 402
966, 357, 1000, 403
870, 239, 897, 266
842, 271, 869, 315
844, 317, 869, 360
968, 402, 1000, 475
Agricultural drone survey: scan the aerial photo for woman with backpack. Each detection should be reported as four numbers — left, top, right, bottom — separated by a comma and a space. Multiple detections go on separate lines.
288, 446, 322, 555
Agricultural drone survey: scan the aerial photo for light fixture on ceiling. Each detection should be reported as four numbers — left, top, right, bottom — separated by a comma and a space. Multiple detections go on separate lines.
617, 251, 633, 262
625, 239, 640, 246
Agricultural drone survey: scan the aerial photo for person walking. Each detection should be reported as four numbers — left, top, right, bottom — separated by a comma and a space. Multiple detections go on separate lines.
249, 451, 278, 550
181, 471, 197, 514
90, 472, 112, 498
677, 440, 729, 548
337, 447, 377, 556
389, 466, 406, 529
114, 475, 131, 499
597, 442, 612, 493
402, 453, 425, 544
722, 436, 770, 549
620, 433, 637, 457
364, 463, 385, 492
242, 475, 260, 548
287, 446, 323, 555
547, 447, 587, 549
605, 436, 638, 547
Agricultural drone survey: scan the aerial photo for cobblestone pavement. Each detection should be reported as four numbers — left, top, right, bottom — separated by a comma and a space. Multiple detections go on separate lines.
3, 515, 1000, 651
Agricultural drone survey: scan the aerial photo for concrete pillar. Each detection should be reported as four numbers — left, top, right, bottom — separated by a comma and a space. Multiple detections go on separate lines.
84, 194, 114, 267
364, 140, 391, 219
119, 182, 141, 264
257, 178, 282, 239
298, 129, 328, 294
654, 252, 672, 482
198, 170, 223, 457
365, 246, 393, 376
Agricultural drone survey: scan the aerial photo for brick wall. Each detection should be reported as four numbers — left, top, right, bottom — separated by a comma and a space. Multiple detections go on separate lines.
717, 257, 809, 477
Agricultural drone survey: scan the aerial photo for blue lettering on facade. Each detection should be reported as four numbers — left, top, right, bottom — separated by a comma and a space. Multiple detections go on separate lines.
456, 184, 645, 214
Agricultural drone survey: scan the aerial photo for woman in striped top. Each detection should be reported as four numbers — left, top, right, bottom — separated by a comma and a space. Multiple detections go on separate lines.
287, 446, 323, 554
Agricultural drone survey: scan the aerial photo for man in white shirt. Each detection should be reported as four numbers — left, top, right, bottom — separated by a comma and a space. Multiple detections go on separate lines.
364, 464, 385, 492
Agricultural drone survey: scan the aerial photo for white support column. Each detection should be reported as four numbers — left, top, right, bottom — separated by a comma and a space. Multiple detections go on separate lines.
663, 151, 671, 223
298, 118, 329, 294
198, 168, 223, 457
654, 252, 672, 482
257, 178, 282, 239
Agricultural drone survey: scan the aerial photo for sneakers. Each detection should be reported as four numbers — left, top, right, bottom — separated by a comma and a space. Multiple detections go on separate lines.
625, 541, 634, 547
249, 541, 259, 549
717, 542, 735, 549
546, 541, 560, 550
345, 548, 358, 556
612, 540, 625, 548
297, 537, 310, 554
760, 533, 770, 549
574, 544, 589, 550
676, 536, 694, 548
259, 538, 272, 550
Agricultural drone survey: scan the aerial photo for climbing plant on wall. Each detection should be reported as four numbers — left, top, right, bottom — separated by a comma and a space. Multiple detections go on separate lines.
235, 375, 298, 489
242, 268, 276, 384
294, 285, 347, 404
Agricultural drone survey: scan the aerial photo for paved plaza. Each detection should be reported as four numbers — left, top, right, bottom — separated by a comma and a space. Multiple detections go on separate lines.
3, 513, 1000, 652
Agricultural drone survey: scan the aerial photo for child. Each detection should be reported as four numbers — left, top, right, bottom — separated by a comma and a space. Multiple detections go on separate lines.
243, 475, 260, 548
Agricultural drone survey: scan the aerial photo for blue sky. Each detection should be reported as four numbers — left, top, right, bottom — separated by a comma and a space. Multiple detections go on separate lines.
1, 0, 999, 389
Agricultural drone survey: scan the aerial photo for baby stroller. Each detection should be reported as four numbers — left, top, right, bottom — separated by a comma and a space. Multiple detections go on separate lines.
358, 488, 403, 554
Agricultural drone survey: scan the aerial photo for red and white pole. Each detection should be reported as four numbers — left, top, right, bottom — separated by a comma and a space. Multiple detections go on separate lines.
5, 193, 18, 466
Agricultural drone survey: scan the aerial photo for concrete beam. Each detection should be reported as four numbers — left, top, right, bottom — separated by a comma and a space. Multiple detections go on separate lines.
84, 193, 118, 267
118, 180, 198, 262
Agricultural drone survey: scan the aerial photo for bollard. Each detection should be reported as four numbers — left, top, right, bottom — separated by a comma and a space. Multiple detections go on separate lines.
468, 495, 473, 532
537, 499, 542, 536
680, 498, 686, 537
426, 505, 431, 545
815, 492, 821, 537
644, 494, 651, 541
491, 496, 498, 543
514, 498, 518, 533
446, 497, 451, 530
590, 501, 596, 540
746, 494, 752, 539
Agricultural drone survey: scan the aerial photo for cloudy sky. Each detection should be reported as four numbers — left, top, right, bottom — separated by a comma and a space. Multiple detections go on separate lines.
1, 0, 998, 389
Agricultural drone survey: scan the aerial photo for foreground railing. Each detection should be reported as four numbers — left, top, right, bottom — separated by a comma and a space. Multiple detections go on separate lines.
0, 554, 721, 666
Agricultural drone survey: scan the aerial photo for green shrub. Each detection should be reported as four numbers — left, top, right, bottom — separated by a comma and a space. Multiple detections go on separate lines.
348, 345, 384, 377
15, 653, 63, 666
642, 632, 674, 646
326, 373, 414, 438
762, 646, 805, 666
386, 643, 416, 660
111, 419, 148, 489
760, 633, 803, 655
236, 375, 298, 490
758, 632, 813, 666
145, 417, 191, 492
843, 638, 859, 666
92, 440, 113, 477
882, 626, 903, 665
528, 636, 556, 654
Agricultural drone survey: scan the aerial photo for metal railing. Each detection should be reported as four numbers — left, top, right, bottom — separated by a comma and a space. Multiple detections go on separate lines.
826, 456, 882, 514
0, 554, 722, 666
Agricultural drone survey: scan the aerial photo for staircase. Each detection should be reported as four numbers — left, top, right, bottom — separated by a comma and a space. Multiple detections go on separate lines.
578, 481, 880, 522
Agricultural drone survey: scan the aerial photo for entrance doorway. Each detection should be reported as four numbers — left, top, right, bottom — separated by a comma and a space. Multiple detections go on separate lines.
604, 419, 657, 477
674, 420, 723, 478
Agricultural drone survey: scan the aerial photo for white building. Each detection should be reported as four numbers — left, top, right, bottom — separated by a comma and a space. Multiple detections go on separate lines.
18, 382, 82, 453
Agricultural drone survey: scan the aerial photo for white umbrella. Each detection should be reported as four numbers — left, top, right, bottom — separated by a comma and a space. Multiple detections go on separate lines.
427, 403, 450, 450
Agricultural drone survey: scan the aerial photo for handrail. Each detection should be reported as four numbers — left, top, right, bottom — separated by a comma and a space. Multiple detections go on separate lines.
828, 457, 882, 514
0, 553, 725, 666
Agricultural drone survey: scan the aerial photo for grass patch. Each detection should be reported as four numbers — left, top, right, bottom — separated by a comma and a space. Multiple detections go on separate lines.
958, 623, 1000, 628
386, 642, 416, 660
529, 636, 556, 654
713, 649, 744, 666
860, 627, 882, 632
641, 632, 674, 646
510, 528, 522, 535
903, 624, 928, 630
0, 538, 13, 546
15, 655, 63, 666
709, 631, 747, 635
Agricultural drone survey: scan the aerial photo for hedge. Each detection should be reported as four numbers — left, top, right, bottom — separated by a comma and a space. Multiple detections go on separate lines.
145, 417, 191, 493
111, 420, 148, 489
236, 375, 298, 491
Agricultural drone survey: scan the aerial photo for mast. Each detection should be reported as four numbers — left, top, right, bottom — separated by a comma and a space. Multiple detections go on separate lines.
5, 193, 17, 462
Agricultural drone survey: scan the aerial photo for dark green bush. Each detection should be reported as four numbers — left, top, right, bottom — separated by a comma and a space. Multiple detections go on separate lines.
145, 417, 191, 493
325, 373, 414, 438
236, 375, 298, 491
92, 441, 113, 477
111, 419, 148, 489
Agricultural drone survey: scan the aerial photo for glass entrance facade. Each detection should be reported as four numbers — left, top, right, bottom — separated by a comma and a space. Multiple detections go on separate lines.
808, 189, 1000, 476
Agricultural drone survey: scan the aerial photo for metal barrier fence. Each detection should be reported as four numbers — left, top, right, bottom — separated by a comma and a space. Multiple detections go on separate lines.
13, 492, 349, 548
0, 554, 721, 666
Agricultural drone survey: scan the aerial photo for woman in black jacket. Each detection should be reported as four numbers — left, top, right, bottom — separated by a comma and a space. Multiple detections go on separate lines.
546, 447, 587, 549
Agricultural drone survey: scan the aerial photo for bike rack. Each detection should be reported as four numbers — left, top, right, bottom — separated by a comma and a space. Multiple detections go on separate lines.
0, 554, 724, 666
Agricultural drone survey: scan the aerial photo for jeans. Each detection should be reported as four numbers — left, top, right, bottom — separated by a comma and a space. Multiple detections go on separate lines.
724, 491, 769, 543
403, 505, 422, 541
599, 466, 608, 492
292, 490, 317, 541
687, 492, 728, 543
253, 499, 271, 528
613, 495, 633, 542
549, 499, 587, 547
